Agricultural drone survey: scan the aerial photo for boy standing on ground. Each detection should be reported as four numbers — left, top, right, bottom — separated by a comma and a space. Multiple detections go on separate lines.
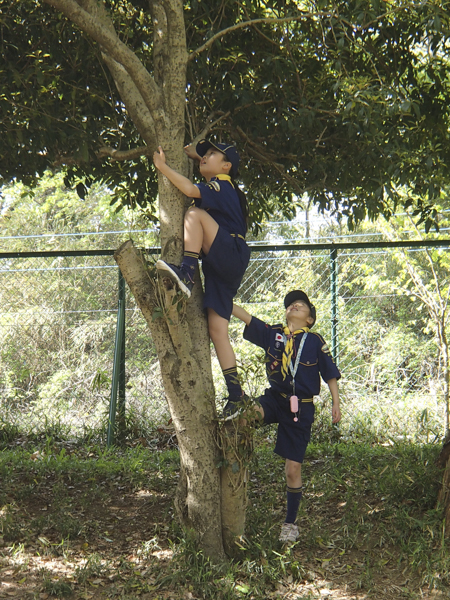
230, 290, 341, 543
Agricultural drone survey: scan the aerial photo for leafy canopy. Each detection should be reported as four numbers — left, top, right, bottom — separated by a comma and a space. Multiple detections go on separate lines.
1, 0, 450, 230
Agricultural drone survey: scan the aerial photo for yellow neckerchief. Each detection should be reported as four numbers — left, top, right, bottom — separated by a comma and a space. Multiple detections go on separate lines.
281, 326, 310, 380
215, 174, 234, 186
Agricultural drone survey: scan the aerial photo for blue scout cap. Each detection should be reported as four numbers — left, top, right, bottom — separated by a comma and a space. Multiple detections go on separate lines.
284, 290, 316, 326
196, 139, 240, 178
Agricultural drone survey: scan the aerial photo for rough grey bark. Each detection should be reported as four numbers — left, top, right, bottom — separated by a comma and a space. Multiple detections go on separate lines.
218, 421, 252, 557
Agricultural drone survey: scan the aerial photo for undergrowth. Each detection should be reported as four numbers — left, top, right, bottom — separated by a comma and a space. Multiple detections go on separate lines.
0, 433, 447, 599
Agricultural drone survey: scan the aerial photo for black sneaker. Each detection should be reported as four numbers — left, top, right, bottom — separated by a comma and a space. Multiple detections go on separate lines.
156, 260, 194, 298
222, 393, 249, 421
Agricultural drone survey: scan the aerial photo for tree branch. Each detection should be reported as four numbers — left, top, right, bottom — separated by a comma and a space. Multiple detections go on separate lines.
149, 1, 167, 87
96, 145, 151, 161
42, 0, 163, 116
385, 225, 441, 318
235, 126, 298, 163
188, 13, 325, 61
404, 213, 449, 316
234, 126, 318, 197
52, 145, 151, 167
159, 0, 188, 123
195, 111, 231, 142
102, 54, 157, 149
188, 3, 415, 62
163, 0, 188, 57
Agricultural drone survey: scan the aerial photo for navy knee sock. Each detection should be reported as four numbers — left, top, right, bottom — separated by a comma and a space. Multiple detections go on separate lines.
223, 367, 242, 398
180, 251, 199, 280
285, 486, 303, 524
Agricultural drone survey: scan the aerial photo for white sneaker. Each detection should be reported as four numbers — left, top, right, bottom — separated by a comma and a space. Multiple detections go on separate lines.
279, 522, 299, 543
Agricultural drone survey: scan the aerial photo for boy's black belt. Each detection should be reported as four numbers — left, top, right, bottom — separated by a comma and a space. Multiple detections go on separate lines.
280, 393, 313, 402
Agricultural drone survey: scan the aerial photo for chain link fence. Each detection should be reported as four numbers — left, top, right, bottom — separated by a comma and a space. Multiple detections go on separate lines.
234, 241, 450, 444
1, 241, 449, 444
0, 250, 164, 439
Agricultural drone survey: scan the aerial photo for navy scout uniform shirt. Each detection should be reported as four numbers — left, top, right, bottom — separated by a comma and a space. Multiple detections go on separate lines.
244, 317, 341, 398
194, 174, 247, 237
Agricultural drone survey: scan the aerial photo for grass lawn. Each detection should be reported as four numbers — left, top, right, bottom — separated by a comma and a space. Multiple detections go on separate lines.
0, 428, 448, 600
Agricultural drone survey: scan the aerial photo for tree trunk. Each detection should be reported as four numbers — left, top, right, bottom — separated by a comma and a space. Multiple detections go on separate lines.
217, 421, 253, 557
147, 122, 250, 559
437, 433, 450, 530
436, 320, 450, 529
440, 322, 450, 436
114, 240, 250, 560
114, 240, 227, 560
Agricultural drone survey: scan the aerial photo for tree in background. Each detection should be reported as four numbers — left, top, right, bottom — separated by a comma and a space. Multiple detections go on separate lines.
384, 214, 450, 436
330, 211, 445, 433
0, 172, 155, 251
2, 0, 450, 558
0, 174, 163, 435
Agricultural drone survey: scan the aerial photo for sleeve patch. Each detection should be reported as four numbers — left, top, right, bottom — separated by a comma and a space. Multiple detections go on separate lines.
321, 343, 331, 355
207, 181, 221, 192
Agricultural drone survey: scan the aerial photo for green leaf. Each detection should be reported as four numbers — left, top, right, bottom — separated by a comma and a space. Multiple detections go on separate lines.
2, 0, 450, 229
76, 182, 86, 200
152, 307, 164, 321
400, 100, 411, 113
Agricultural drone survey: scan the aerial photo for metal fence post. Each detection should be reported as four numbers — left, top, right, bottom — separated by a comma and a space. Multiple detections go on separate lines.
117, 268, 126, 439
107, 267, 126, 447
330, 247, 338, 365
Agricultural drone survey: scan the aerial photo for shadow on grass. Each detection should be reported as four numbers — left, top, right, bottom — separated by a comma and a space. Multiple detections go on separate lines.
0, 431, 448, 600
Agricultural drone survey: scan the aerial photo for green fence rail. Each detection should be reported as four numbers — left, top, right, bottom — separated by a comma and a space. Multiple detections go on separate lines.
1, 239, 450, 445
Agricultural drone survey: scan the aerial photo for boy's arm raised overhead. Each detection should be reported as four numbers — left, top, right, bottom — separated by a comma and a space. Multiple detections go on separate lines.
232, 304, 252, 327
184, 144, 202, 161
153, 146, 201, 198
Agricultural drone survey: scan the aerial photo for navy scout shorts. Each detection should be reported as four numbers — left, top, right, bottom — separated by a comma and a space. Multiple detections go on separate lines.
258, 388, 315, 464
202, 227, 250, 320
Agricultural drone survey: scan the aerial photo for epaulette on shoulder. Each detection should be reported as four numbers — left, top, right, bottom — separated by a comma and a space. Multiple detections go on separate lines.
310, 331, 325, 342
